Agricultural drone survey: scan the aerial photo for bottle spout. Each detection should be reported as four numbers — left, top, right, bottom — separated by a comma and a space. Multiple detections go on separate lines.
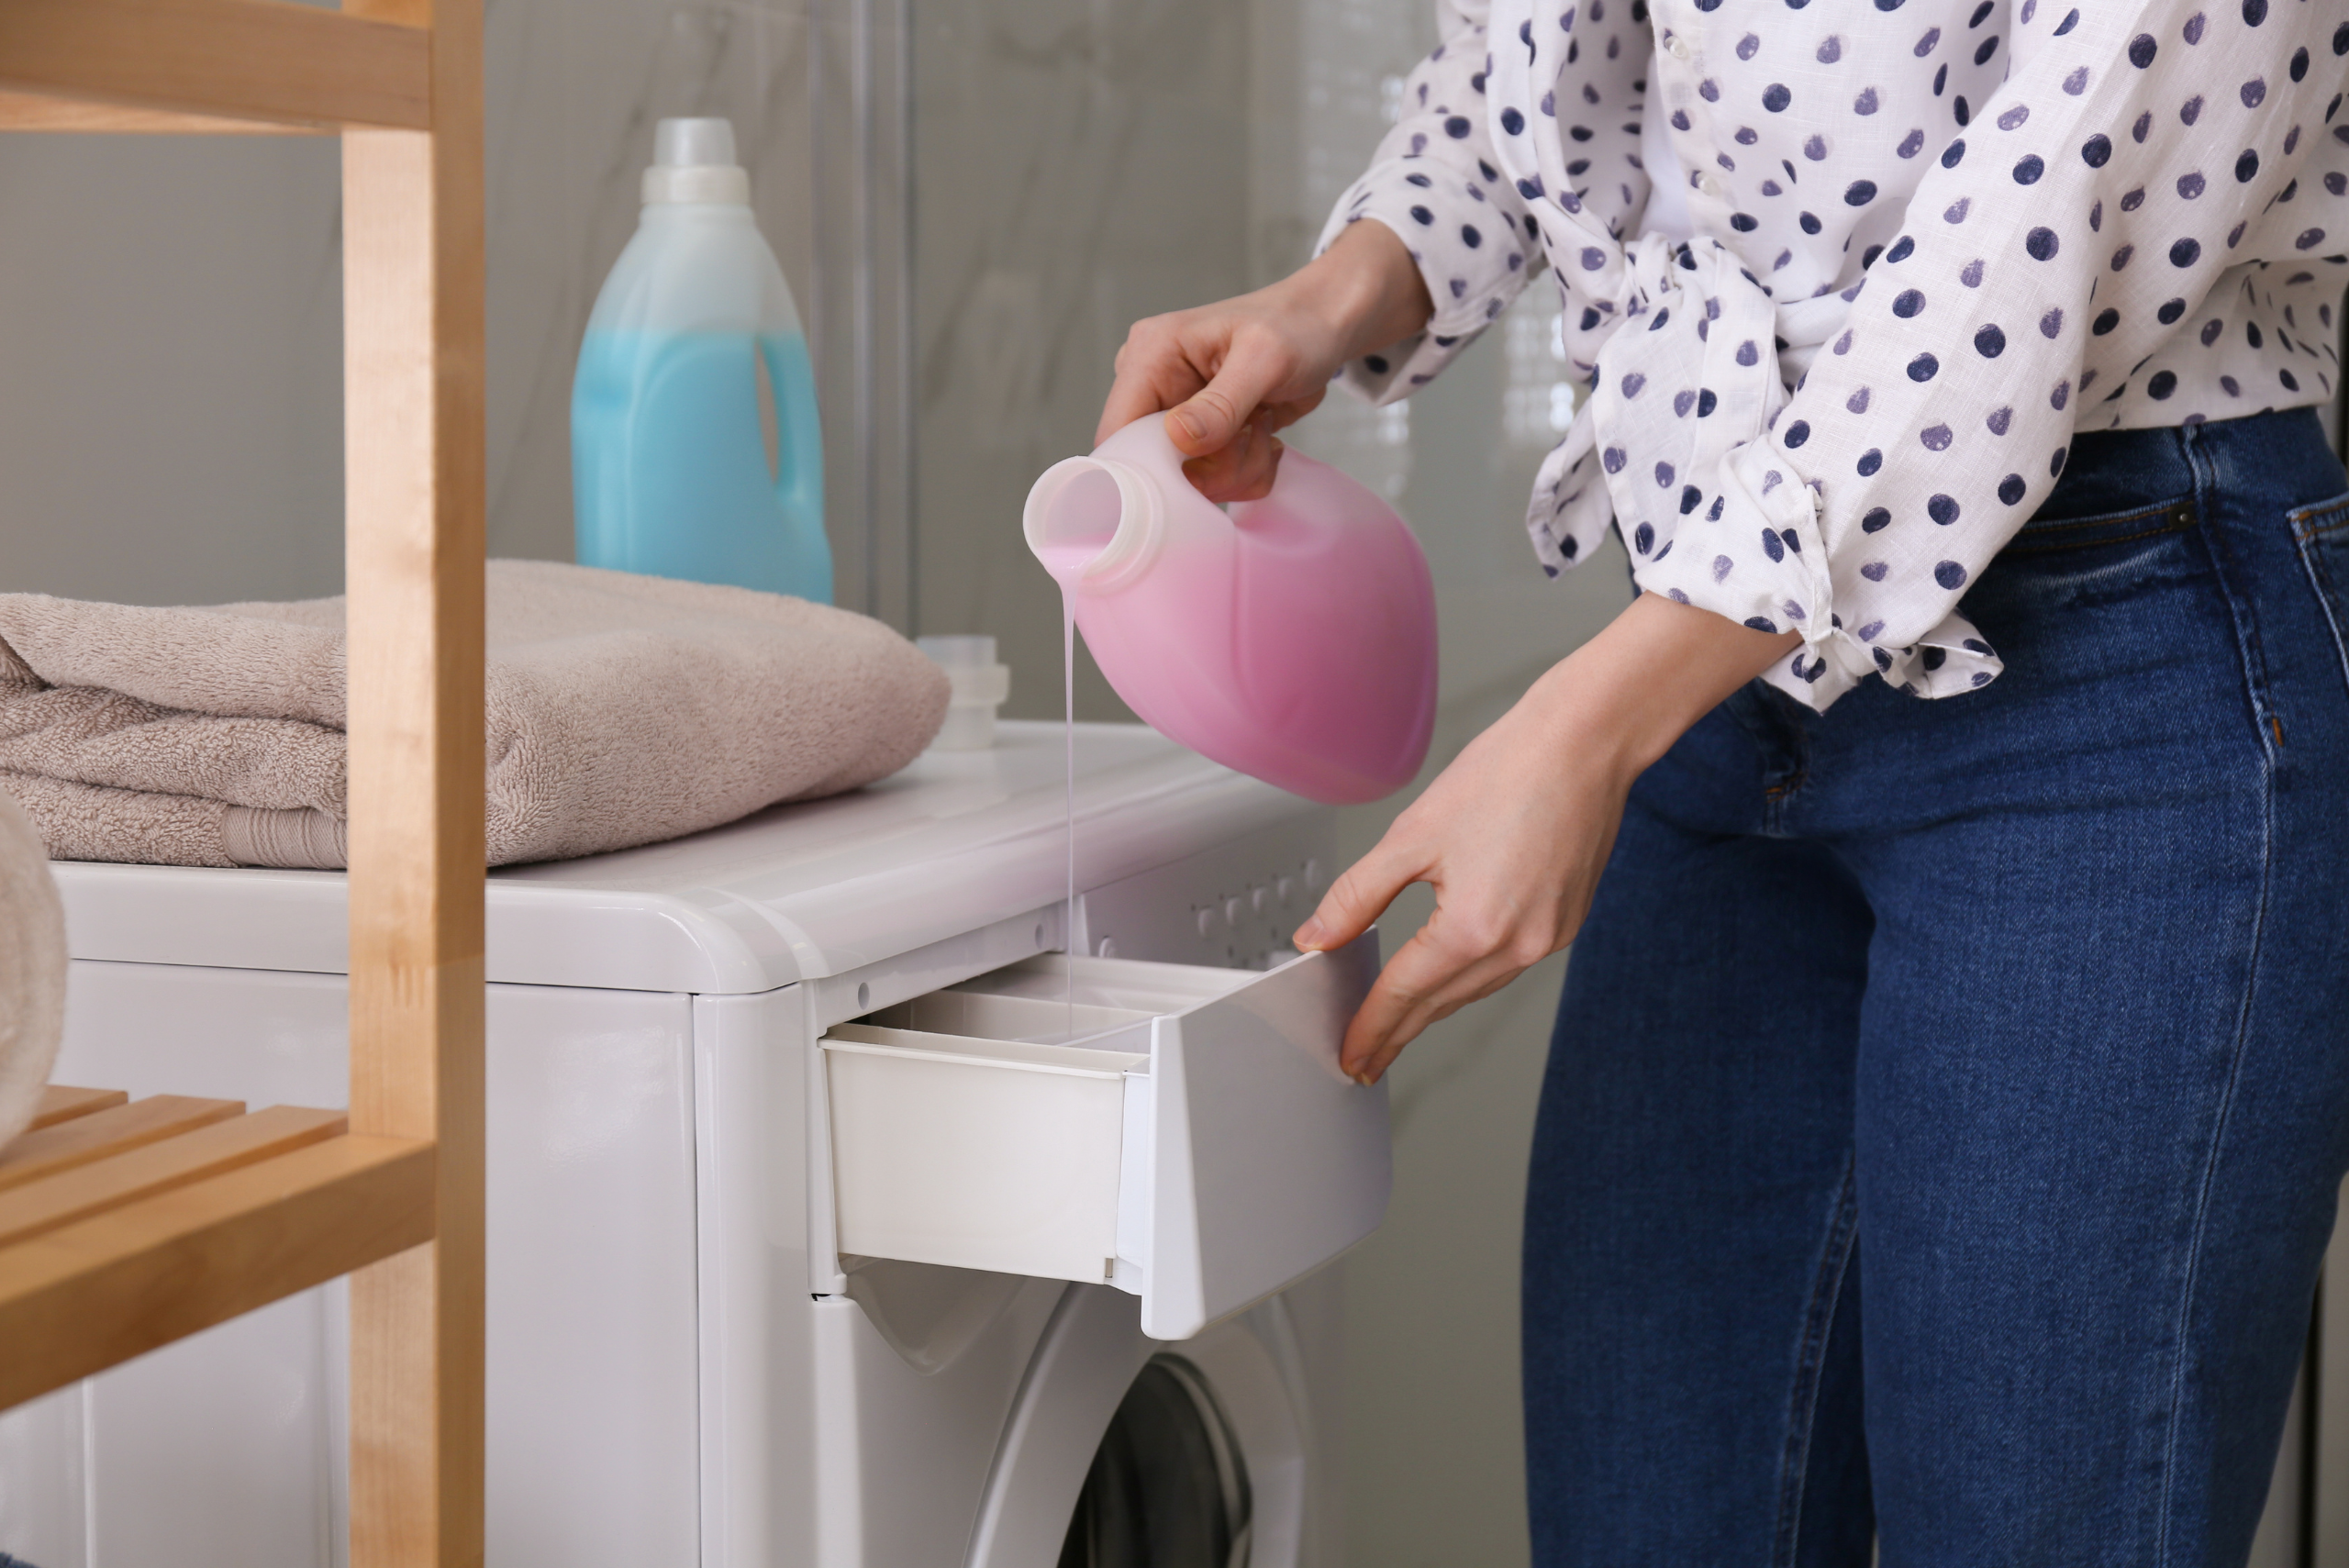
643, 117, 751, 206
1023, 455, 1163, 592
655, 117, 737, 167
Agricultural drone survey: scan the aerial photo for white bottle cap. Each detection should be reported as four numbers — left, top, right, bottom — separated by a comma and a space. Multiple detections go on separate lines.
917, 636, 1011, 750
643, 117, 751, 206
656, 117, 736, 167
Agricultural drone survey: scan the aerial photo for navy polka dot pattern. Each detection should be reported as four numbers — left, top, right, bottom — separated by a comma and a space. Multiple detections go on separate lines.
1314, 0, 2349, 709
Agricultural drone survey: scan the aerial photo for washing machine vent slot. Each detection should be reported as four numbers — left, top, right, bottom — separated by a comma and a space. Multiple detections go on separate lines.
1058, 1354, 1253, 1568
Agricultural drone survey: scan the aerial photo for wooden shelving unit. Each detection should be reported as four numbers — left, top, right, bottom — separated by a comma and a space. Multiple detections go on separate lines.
0, 2, 486, 1563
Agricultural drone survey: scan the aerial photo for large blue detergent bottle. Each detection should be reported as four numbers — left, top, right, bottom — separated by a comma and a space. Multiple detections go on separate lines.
572, 117, 830, 601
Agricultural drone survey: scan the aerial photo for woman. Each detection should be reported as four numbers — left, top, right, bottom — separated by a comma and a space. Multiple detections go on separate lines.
1100, 1, 2349, 1561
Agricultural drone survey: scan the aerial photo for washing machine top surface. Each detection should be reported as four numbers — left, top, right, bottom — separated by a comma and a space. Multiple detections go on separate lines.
50, 722, 1315, 992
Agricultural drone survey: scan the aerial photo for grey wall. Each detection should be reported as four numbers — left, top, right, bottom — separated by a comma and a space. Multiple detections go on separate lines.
0, 135, 345, 606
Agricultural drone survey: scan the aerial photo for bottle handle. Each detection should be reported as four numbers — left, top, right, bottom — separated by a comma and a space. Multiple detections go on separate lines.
762, 335, 825, 528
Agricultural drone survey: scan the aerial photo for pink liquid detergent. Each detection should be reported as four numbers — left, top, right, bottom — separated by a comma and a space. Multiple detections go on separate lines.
1063, 576, 1075, 1024
1026, 413, 1437, 806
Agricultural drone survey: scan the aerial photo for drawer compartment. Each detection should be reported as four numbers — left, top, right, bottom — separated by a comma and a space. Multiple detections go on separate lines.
823, 1025, 1148, 1284
819, 933, 1388, 1340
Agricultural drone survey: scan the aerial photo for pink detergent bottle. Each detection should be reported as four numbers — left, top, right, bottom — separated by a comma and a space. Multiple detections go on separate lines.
1024, 413, 1437, 805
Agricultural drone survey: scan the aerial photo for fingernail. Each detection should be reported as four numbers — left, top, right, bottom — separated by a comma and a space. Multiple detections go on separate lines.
1169, 406, 1205, 444
1294, 917, 1327, 950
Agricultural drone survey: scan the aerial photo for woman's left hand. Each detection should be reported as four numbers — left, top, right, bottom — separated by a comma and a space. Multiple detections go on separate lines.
1295, 592, 1800, 1084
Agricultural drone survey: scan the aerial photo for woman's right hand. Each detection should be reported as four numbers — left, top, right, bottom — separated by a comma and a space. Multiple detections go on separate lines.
1097, 220, 1434, 503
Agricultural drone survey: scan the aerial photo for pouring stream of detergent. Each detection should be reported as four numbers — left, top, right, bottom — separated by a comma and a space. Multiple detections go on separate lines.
1023, 411, 1440, 1013
1040, 545, 1089, 1034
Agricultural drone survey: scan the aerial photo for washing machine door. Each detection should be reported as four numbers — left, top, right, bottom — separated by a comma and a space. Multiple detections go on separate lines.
965, 1284, 1316, 1568
1056, 1356, 1251, 1568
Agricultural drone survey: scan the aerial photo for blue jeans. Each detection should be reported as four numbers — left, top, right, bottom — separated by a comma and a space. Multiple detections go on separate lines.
1523, 407, 2349, 1567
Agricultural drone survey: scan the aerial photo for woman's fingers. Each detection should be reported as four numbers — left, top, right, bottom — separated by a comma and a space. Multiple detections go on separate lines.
1097, 340, 1205, 448
1298, 843, 1460, 1084
1097, 313, 1264, 450
1294, 822, 1477, 1083
1183, 427, 1283, 503
1337, 919, 1524, 1083
1181, 387, 1330, 501
1163, 330, 1304, 458
1295, 834, 1424, 957
1095, 221, 1429, 459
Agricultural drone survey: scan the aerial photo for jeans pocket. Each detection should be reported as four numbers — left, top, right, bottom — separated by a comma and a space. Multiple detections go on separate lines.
2291, 491, 2349, 699
2002, 494, 2199, 555
1988, 493, 2206, 619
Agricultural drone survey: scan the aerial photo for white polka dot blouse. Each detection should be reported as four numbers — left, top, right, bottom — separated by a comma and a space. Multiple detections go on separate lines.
1317, 0, 2349, 707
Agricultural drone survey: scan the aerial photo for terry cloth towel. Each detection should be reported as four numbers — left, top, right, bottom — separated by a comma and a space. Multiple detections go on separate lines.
0, 784, 66, 1148
0, 560, 952, 869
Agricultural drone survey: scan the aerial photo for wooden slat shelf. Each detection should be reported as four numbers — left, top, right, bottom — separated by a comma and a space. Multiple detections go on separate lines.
28, 1084, 128, 1130
0, 1103, 347, 1248
0, 1094, 242, 1192
0, 0, 429, 132
0, 1088, 433, 1411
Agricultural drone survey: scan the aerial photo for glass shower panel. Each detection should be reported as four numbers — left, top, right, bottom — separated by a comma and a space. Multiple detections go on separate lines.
910, 0, 1258, 719
493, 0, 912, 617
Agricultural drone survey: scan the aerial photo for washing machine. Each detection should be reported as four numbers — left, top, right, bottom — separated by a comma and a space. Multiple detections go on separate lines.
0, 721, 1386, 1568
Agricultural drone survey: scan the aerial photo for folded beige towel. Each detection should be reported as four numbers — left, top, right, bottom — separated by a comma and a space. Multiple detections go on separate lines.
0, 561, 951, 869
0, 784, 66, 1147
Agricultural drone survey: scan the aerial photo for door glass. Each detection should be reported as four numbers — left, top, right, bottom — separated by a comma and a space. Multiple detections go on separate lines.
1057, 1356, 1252, 1568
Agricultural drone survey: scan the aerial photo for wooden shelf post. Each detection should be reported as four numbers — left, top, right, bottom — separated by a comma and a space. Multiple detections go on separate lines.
340, 0, 486, 1562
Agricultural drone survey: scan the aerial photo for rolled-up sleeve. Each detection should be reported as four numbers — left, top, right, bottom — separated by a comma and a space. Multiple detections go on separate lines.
1311, 0, 1553, 401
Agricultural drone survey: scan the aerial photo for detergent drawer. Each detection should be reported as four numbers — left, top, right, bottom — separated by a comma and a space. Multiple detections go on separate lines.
818, 933, 1388, 1340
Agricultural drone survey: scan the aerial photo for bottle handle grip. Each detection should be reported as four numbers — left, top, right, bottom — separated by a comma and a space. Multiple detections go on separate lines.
762, 336, 825, 527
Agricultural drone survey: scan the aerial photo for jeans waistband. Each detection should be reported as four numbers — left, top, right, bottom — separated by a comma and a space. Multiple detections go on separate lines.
2020, 407, 2341, 531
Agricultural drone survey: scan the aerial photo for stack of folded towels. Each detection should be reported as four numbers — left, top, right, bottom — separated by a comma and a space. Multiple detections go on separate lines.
0, 560, 951, 869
